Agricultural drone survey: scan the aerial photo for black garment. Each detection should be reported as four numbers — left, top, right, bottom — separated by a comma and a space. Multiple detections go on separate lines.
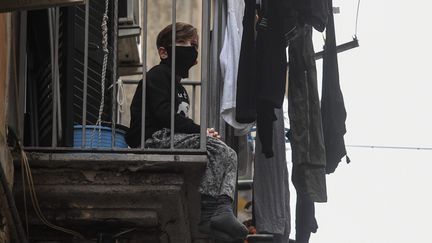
288, 26, 327, 203
258, 0, 291, 158
321, 0, 349, 174
236, 0, 288, 158
294, 0, 328, 32
125, 63, 200, 148
256, 101, 277, 158
235, 0, 257, 124
236, 0, 329, 157
281, 0, 328, 44
295, 195, 318, 243
256, 0, 288, 108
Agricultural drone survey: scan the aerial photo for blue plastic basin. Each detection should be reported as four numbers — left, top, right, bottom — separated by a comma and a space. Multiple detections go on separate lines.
73, 125, 128, 148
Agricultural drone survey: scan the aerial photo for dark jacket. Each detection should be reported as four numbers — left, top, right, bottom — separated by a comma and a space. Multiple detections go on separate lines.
236, 0, 329, 158
126, 63, 200, 148
288, 26, 327, 203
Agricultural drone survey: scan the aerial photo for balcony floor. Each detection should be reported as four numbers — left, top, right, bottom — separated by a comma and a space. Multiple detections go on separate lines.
13, 152, 211, 243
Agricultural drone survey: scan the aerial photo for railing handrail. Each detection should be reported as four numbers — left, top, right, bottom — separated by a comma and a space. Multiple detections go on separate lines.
121, 79, 202, 86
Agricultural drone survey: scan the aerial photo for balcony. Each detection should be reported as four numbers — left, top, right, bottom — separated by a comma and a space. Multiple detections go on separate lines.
10, 0, 228, 242
13, 152, 209, 242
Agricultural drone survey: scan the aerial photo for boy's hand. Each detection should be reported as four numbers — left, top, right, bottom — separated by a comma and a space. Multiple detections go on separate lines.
207, 128, 221, 139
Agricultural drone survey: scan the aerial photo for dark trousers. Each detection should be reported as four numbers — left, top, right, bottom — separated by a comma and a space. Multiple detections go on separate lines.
295, 195, 318, 243
321, 0, 348, 174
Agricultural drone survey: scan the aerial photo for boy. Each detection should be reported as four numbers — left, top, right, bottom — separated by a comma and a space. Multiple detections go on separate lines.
126, 23, 248, 242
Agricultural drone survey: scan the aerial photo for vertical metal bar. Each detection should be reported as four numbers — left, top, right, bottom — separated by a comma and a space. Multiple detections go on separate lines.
191, 84, 196, 121
111, 0, 118, 148
53, 7, 60, 147
170, 0, 176, 149
48, 8, 58, 147
55, 7, 62, 143
48, 10, 53, 145
200, 0, 210, 149
140, 0, 148, 149
209, 0, 220, 131
218, 0, 227, 139
82, 0, 90, 147
18, 11, 27, 143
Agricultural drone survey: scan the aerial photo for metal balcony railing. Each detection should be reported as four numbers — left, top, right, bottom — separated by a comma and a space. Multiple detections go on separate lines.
22, 0, 222, 153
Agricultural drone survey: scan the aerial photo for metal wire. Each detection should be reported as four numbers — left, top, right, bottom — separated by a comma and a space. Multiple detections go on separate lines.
19, 146, 85, 239
355, 0, 361, 37
347, 144, 432, 151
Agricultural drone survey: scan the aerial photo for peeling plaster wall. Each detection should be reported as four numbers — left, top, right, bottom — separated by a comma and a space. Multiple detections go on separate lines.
0, 12, 13, 243
12, 153, 209, 242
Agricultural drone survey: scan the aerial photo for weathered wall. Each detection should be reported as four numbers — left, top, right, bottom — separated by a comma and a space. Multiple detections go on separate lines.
0, 14, 7, 143
0, 12, 13, 243
0, 12, 14, 186
146, 0, 202, 72
13, 153, 209, 242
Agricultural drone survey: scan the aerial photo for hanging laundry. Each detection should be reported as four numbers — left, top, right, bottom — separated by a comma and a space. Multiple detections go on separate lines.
220, 0, 254, 135
295, 194, 318, 243
321, 0, 349, 174
255, 0, 288, 110
254, 108, 290, 242
288, 25, 327, 203
255, 0, 289, 158
295, 0, 329, 32
236, 0, 329, 158
282, 0, 329, 46
235, 0, 258, 124
236, 0, 288, 158
288, 25, 327, 243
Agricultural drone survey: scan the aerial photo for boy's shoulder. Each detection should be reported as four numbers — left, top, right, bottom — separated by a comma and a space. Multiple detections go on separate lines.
147, 63, 170, 78
145, 63, 173, 87
142, 64, 170, 87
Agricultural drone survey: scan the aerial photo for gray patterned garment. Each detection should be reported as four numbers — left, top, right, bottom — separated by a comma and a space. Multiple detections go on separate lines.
145, 128, 238, 200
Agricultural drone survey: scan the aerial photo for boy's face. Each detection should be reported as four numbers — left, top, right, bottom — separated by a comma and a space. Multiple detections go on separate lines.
158, 37, 199, 65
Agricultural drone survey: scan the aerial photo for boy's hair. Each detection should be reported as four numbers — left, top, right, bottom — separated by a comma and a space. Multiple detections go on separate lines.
156, 22, 198, 49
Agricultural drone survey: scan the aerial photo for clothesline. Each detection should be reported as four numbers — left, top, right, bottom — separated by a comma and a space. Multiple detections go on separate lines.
346, 145, 432, 151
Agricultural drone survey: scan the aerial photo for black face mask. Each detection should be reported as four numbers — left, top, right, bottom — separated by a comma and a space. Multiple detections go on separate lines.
162, 46, 198, 78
